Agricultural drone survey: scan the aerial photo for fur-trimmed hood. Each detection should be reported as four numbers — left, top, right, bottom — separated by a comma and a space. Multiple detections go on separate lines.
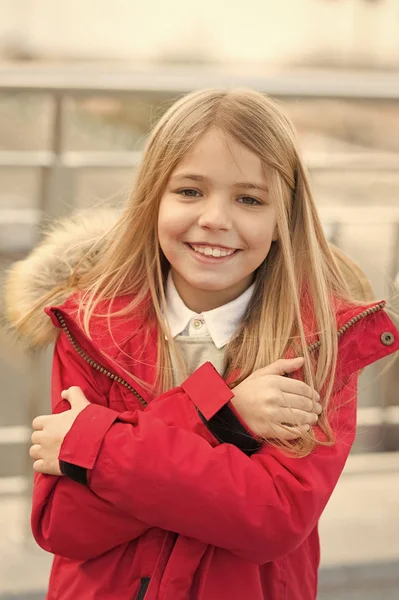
4, 209, 119, 349
3, 209, 374, 350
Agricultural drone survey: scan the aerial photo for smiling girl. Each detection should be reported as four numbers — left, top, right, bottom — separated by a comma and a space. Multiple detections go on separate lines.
6, 88, 399, 600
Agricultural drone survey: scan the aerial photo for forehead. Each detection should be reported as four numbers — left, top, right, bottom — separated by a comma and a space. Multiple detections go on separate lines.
171, 128, 266, 185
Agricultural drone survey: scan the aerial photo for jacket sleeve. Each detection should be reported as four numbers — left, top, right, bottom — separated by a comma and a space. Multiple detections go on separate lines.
31, 332, 259, 560
59, 364, 360, 565
31, 333, 152, 560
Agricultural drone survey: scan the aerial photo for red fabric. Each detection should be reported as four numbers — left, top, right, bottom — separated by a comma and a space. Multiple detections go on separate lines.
181, 361, 234, 419
31, 296, 399, 600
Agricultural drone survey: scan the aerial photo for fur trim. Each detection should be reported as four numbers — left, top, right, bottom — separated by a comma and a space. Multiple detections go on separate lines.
3, 208, 374, 350
3, 209, 119, 349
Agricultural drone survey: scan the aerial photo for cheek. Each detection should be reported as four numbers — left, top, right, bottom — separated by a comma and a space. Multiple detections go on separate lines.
244, 222, 275, 252
158, 200, 188, 231
158, 201, 189, 243
158, 204, 175, 247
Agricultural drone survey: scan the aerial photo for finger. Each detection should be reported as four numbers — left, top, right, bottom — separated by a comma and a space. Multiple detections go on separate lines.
260, 357, 305, 377
276, 407, 319, 426
276, 378, 320, 403
33, 459, 45, 473
29, 444, 42, 460
315, 402, 323, 415
276, 424, 312, 441
280, 392, 322, 413
32, 416, 46, 430
61, 387, 90, 409
31, 430, 42, 445
33, 459, 62, 476
61, 386, 83, 400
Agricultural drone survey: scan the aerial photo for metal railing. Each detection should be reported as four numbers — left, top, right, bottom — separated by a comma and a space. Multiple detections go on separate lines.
1, 62, 399, 219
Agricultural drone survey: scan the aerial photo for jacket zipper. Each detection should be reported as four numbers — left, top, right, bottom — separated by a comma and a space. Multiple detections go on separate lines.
54, 301, 386, 399
306, 301, 386, 352
54, 310, 148, 408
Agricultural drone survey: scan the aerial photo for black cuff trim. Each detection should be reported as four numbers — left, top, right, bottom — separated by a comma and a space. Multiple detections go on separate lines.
197, 403, 261, 456
59, 460, 88, 486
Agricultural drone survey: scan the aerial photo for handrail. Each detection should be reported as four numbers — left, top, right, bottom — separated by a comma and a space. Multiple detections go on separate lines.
0, 63, 399, 100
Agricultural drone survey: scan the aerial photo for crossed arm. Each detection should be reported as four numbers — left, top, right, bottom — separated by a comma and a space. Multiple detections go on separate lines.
30, 332, 356, 563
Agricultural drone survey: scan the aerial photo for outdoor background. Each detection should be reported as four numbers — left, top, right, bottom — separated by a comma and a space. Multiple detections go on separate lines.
0, 0, 399, 598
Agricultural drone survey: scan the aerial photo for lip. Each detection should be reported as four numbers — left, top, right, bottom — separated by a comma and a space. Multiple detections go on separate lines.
184, 242, 239, 264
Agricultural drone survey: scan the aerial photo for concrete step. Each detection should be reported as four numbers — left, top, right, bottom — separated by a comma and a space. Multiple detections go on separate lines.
319, 561, 399, 599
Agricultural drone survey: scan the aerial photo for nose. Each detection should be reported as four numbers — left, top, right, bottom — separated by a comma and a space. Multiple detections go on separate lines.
197, 196, 232, 231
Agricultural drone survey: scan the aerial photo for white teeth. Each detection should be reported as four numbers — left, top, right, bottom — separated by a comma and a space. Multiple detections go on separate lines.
190, 245, 235, 258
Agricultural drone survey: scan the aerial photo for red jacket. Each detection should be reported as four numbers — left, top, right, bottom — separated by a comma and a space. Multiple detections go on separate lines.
32, 293, 399, 600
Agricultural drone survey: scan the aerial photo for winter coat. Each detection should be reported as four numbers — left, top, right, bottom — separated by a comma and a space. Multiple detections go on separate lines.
5, 211, 399, 600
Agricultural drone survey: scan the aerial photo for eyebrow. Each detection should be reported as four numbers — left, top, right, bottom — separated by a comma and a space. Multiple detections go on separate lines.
171, 173, 269, 193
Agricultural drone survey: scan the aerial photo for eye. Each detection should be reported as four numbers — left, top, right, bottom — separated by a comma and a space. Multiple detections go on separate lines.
237, 196, 262, 206
177, 188, 201, 197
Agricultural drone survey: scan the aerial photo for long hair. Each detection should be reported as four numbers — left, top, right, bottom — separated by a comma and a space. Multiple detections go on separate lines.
23, 89, 374, 455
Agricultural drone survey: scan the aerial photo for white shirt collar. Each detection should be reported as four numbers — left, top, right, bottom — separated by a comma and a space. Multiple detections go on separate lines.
165, 271, 255, 349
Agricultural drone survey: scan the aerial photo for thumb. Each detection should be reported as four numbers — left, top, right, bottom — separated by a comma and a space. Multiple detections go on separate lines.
61, 386, 90, 409
263, 357, 305, 377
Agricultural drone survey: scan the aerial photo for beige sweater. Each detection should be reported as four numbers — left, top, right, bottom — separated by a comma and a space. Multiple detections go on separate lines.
172, 334, 226, 387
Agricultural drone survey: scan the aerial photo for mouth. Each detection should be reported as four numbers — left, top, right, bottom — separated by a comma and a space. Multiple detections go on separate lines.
184, 242, 240, 262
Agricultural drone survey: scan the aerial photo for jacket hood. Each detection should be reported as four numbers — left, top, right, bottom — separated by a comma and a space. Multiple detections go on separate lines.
3, 209, 375, 350
3, 209, 119, 349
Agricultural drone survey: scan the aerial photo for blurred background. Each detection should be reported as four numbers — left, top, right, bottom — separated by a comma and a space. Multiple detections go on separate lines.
0, 0, 399, 598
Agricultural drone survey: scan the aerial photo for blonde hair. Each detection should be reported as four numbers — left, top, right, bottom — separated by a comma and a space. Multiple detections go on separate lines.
25, 89, 374, 455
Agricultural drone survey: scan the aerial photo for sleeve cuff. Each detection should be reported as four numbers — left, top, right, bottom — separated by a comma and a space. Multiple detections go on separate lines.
58, 403, 119, 470
181, 362, 262, 456
181, 362, 234, 419
59, 460, 88, 485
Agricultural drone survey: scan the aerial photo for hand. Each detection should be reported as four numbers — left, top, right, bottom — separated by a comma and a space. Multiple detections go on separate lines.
231, 357, 322, 440
30, 387, 90, 476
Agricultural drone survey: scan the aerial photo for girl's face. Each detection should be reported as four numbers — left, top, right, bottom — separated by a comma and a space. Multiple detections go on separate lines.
158, 128, 278, 312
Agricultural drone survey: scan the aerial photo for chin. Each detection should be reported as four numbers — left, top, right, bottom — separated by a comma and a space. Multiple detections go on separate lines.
186, 277, 236, 292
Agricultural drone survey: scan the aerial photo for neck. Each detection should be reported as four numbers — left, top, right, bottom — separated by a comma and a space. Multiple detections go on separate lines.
170, 271, 254, 312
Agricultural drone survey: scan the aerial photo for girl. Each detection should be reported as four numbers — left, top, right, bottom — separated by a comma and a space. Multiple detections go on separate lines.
5, 88, 399, 600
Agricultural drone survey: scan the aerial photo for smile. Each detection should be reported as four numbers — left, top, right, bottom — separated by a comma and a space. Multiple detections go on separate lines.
190, 243, 236, 257
185, 243, 239, 262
